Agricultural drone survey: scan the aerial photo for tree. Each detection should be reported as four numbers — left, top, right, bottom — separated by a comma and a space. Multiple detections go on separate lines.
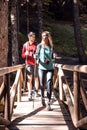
9, 0, 19, 65
28, 0, 43, 40
37, 0, 43, 40
27, 0, 29, 34
73, 0, 87, 64
0, 0, 8, 67
8, 0, 12, 66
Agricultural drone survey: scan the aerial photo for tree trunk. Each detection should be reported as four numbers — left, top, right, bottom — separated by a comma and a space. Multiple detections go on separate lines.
37, 0, 43, 41
11, 0, 19, 65
27, 0, 29, 34
73, 0, 87, 64
0, 1, 8, 67
8, 0, 12, 66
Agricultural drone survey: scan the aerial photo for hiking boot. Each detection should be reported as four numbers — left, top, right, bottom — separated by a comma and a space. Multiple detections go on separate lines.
41, 98, 46, 107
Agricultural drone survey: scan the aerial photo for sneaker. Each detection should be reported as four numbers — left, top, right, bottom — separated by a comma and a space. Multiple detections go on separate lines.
28, 92, 32, 101
41, 98, 46, 107
28, 97, 32, 101
35, 91, 38, 97
46, 104, 51, 111
35, 91, 40, 97
46, 101, 51, 111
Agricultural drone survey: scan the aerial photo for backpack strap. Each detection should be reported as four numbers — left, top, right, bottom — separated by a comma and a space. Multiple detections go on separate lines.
25, 42, 29, 51
36, 43, 42, 55
36, 43, 42, 63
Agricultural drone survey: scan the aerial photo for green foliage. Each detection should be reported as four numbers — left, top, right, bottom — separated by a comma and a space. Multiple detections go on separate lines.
81, 27, 87, 54
19, 0, 87, 57
43, 11, 87, 56
43, 21, 77, 56
19, 22, 87, 57
19, 32, 27, 46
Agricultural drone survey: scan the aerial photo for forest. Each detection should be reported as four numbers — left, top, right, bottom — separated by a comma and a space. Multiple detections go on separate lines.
0, 0, 87, 67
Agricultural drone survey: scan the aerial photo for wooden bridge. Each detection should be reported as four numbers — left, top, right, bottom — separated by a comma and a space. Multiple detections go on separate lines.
0, 57, 87, 130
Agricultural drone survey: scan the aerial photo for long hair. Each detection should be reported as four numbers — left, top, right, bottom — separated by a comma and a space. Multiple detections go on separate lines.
42, 31, 53, 50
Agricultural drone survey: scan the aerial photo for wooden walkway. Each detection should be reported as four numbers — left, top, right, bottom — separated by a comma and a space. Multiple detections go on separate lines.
8, 90, 78, 130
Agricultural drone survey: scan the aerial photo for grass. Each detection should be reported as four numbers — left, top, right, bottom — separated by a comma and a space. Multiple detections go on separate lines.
43, 19, 87, 56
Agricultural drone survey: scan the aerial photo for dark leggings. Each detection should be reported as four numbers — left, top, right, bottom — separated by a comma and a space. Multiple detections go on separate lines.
38, 69, 54, 102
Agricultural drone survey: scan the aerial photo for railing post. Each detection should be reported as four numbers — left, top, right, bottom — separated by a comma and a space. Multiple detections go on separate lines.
73, 71, 80, 126
22, 65, 26, 91
4, 74, 11, 121
58, 65, 64, 101
17, 78, 21, 102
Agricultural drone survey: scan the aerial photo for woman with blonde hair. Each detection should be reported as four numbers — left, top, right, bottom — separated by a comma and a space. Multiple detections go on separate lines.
36, 31, 54, 111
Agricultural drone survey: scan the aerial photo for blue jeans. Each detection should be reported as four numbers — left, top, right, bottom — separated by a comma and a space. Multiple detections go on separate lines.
38, 69, 54, 102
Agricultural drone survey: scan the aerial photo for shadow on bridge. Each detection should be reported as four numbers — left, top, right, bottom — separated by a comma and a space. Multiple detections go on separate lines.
7, 90, 77, 130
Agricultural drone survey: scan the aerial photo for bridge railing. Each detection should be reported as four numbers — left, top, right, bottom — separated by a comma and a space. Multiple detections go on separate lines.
0, 62, 87, 129
0, 64, 25, 126
55, 63, 87, 128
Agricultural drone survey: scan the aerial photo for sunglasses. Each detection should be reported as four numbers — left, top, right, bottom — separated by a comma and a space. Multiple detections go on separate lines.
42, 34, 49, 37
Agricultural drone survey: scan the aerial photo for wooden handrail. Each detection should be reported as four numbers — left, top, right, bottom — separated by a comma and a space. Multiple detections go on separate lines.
0, 62, 87, 128
55, 63, 87, 128
0, 64, 25, 76
56, 64, 87, 73
0, 64, 25, 126
10, 69, 21, 117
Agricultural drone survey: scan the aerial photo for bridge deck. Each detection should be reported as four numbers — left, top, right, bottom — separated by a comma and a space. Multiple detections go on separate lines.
8, 90, 78, 130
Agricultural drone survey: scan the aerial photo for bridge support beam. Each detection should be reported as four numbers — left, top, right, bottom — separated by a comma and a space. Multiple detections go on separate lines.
73, 71, 80, 126
58, 65, 64, 101
4, 74, 11, 121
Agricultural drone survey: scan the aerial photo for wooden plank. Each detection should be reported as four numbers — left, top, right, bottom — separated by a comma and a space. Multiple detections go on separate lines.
10, 69, 21, 117
80, 81, 87, 110
0, 125, 5, 130
73, 72, 80, 125
56, 64, 87, 74
4, 74, 10, 121
0, 64, 25, 76
9, 91, 77, 130
63, 83, 74, 121
0, 116, 10, 125
0, 82, 5, 100
76, 116, 87, 128
0, 104, 4, 112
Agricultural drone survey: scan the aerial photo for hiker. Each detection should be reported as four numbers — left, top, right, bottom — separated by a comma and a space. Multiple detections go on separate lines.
21, 32, 39, 101
36, 31, 54, 111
